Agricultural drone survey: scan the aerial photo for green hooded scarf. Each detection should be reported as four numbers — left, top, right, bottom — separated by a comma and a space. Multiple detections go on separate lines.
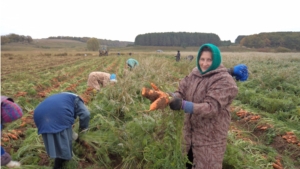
196, 43, 222, 74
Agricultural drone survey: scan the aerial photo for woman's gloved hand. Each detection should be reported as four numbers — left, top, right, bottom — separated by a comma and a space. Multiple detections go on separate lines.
169, 97, 194, 114
169, 97, 182, 110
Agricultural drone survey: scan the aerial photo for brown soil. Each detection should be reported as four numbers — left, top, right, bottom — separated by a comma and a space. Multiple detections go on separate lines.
231, 107, 300, 168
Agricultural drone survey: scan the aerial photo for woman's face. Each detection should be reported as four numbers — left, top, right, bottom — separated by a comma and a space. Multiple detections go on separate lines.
199, 51, 212, 72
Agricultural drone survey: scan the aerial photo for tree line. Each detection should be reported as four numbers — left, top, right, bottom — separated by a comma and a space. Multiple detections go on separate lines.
236, 32, 300, 50
48, 36, 133, 47
1, 33, 33, 45
134, 32, 221, 47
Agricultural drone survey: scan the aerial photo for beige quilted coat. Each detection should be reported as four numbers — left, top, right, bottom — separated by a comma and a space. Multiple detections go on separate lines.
87, 72, 110, 90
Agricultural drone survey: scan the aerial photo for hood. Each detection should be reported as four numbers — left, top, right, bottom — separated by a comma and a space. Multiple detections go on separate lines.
196, 43, 222, 74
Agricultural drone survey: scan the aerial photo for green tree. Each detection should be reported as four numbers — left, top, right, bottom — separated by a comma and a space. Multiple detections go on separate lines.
87, 38, 100, 51
1, 36, 10, 45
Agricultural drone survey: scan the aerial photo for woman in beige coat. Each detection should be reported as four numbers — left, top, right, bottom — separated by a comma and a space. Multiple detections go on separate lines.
169, 43, 238, 169
87, 72, 117, 91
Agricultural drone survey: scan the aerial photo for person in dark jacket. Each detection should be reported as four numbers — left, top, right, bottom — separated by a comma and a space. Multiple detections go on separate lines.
1, 96, 23, 168
168, 43, 239, 169
175, 50, 181, 62
33, 92, 90, 169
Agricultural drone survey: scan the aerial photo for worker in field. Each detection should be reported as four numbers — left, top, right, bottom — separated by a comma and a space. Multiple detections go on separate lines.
167, 43, 247, 169
175, 50, 181, 62
185, 55, 194, 61
33, 92, 90, 169
126, 58, 139, 70
87, 72, 117, 91
1, 96, 23, 168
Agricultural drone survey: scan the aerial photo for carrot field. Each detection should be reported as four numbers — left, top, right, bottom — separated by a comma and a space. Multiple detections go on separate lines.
1, 41, 300, 169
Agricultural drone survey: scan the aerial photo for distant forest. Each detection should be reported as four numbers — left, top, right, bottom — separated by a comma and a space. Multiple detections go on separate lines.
2, 32, 300, 51
135, 32, 300, 51
134, 32, 221, 47
48, 36, 134, 47
1, 33, 33, 45
235, 32, 300, 50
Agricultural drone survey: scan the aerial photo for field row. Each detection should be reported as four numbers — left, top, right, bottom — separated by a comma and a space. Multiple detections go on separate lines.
1, 52, 300, 168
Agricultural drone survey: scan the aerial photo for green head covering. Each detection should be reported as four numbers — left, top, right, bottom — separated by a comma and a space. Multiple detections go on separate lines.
196, 43, 222, 74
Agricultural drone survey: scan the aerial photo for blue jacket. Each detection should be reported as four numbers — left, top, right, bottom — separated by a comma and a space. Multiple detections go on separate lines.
34, 92, 90, 134
126, 58, 139, 68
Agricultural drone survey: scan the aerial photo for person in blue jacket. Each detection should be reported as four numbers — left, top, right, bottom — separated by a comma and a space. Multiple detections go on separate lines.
33, 92, 90, 169
126, 58, 139, 70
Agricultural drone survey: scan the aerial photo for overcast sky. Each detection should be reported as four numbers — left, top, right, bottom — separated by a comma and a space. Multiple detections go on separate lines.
1, 0, 299, 42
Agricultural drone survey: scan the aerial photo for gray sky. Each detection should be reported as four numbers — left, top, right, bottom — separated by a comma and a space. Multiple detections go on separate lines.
1, 0, 299, 42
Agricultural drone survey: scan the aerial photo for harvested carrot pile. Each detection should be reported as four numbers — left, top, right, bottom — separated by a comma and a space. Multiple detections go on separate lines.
236, 109, 261, 122
1, 129, 24, 143
272, 157, 283, 169
282, 132, 300, 145
141, 83, 170, 112
256, 123, 273, 130
20, 111, 35, 127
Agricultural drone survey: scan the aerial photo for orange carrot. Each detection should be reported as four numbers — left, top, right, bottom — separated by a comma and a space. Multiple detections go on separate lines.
2, 138, 9, 142
142, 83, 170, 112
20, 122, 26, 127
150, 83, 159, 91
149, 97, 169, 111
7, 133, 18, 140
272, 163, 283, 169
142, 88, 160, 102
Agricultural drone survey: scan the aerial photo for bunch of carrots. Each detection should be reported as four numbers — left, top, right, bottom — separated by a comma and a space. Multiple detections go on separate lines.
256, 124, 273, 130
272, 157, 283, 169
141, 83, 170, 112
236, 109, 261, 122
20, 111, 35, 127
282, 132, 300, 146
1, 129, 23, 142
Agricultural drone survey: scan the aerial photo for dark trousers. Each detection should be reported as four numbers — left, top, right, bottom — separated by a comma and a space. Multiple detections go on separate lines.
186, 147, 193, 169
53, 158, 67, 169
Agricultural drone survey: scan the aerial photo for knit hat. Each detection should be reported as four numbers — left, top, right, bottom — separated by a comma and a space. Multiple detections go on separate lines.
196, 43, 222, 74
110, 74, 117, 82
1, 99, 23, 123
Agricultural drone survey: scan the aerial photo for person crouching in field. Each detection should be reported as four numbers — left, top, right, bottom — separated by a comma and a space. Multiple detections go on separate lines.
1, 96, 23, 168
33, 92, 90, 169
126, 58, 139, 70
87, 72, 117, 91
168, 43, 243, 169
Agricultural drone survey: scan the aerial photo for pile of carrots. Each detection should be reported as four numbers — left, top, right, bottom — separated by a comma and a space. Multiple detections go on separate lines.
20, 111, 35, 127
1, 129, 23, 142
141, 83, 170, 112
281, 132, 300, 146
256, 124, 273, 130
236, 109, 261, 122
272, 157, 283, 169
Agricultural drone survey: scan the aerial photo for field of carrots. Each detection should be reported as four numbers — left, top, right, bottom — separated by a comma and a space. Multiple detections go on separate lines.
1, 41, 300, 169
